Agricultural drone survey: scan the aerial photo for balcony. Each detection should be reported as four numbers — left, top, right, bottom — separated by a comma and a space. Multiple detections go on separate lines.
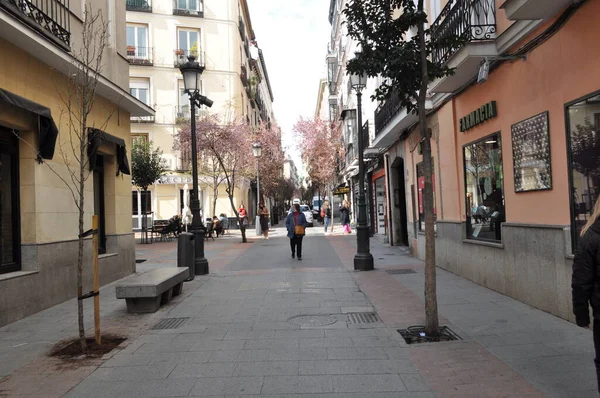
0, 0, 70, 47
126, 46, 153, 66
240, 64, 248, 87
429, 0, 498, 93
126, 0, 152, 12
501, 0, 571, 20
345, 145, 357, 170
238, 16, 245, 39
175, 105, 190, 123
131, 115, 155, 123
173, 49, 205, 68
173, 0, 203, 17
372, 91, 433, 149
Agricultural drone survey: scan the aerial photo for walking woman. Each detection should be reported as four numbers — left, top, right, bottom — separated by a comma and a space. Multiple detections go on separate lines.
340, 200, 351, 234
323, 200, 332, 233
286, 203, 307, 260
259, 202, 270, 239
572, 196, 600, 392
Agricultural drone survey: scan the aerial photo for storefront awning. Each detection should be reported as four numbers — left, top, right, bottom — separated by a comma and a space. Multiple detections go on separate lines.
87, 128, 130, 176
0, 88, 59, 160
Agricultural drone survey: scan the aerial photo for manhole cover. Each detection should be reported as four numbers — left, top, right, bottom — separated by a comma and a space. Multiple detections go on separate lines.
386, 269, 416, 275
135, 259, 147, 263
151, 317, 189, 330
348, 312, 380, 324
287, 315, 338, 327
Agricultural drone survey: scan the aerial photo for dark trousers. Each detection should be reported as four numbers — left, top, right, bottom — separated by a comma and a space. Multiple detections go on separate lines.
290, 236, 303, 258
594, 319, 600, 392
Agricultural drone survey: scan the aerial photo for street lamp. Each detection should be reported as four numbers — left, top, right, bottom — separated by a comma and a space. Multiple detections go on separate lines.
350, 73, 374, 271
180, 55, 209, 275
252, 142, 262, 236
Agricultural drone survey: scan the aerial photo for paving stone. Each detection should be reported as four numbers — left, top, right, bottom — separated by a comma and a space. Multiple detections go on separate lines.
64, 378, 197, 397
189, 376, 263, 395
298, 337, 353, 348
233, 361, 299, 376
331, 374, 407, 392
299, 359, 418, 375
327, 347, 388, 360
274, 329, 326, 339
400, 373, 431, 391
262, 375, 334, 394
244, 338, 300, 349
100, 353, 157, 367
87, 364, 176, 381
169, 362, 237, 378
148, 351, 212, 365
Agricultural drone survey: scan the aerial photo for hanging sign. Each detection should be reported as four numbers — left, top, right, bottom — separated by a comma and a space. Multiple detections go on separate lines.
333, 187, 350, 195
459, 101, 497, 132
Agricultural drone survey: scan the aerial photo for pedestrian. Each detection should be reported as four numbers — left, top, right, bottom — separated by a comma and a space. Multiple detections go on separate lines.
259, 202, 270, 239
340, 200, 351, 234
322, 200, 332, 233
572, 195, 600, 392
286, 203, 307, 260
238, 204, 248, 228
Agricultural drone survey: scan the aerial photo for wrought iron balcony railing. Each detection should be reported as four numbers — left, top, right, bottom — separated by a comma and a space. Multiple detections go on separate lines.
1, 0, 70, 47
173, 49, 205, 68
126, 46, 153, 66
173, 0, 203, 17
175, 105, 190, 122
238, 16, 245, 39
240, 64, 248, 87
126, 0, 151, 12
430, 0, 496, 65
130, 115, 155, 123
374, 91, 402, 136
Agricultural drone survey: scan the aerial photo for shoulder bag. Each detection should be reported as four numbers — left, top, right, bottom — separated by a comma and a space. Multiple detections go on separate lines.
293, 215, 305, 236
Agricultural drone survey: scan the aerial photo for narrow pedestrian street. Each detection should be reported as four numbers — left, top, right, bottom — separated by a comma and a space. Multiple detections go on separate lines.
0, 226, 597, 397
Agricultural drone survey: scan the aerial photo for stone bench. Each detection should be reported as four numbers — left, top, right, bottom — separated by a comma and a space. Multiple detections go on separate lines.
116, 268, 188, 313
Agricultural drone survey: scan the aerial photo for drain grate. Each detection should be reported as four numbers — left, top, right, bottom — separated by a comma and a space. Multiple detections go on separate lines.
386, 269, 416, 275
135, 259, 147, 264
347, 312, 380, 324
151, 317, 189, 330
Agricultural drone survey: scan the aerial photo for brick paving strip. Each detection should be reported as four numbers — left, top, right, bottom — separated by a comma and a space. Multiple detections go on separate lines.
328, 235, 546, 397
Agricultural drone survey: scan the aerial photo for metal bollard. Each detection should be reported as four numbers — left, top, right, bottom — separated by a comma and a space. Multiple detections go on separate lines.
177, 232, 195, 281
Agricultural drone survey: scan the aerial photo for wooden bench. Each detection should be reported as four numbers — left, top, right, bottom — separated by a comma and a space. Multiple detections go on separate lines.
116, 268, 188, 313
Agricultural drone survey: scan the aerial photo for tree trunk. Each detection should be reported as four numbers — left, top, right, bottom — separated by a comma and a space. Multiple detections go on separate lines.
78, 132, 87, 351
417, 0, 439, 337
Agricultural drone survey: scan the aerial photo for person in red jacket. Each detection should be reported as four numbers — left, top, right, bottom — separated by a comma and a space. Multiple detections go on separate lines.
572, 196, 600, 392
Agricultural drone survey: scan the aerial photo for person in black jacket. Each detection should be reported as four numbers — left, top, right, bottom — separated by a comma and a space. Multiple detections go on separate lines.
572, 196, 600, 392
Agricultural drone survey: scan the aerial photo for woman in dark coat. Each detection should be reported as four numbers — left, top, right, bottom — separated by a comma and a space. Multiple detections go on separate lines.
572, 196, 600, 392
286, 203, 307, 260
259, 202, 270, 239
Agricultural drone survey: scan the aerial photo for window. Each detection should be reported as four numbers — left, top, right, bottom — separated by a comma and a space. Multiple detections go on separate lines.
93, 155, 107, 254
464, 133, 505, 242
126, 24, 148, 59
132, 133, 148, 147
177, 29, 200, 54
566, 92, 600, 250
130, 80, 150, 105
416, 160, 436, 231
329, 104, 338, 122
429, 0, 441, 21
0, 128, 19, 273
176, 0, 200, 11
132, 191, 152, 215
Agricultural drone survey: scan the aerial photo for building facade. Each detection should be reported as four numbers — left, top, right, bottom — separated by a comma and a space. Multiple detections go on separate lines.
369, 0, 598, 322
126, 0, 275, 227
0, 0, 153, 326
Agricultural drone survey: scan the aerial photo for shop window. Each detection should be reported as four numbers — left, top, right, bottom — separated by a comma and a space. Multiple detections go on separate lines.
416, 159, 436, 231
0, 128, 20, 274
566, 92, 600, 251
464, 133, 505, 242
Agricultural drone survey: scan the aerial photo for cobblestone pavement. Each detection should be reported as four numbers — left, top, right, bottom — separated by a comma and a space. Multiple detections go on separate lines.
0, 225, 597, 397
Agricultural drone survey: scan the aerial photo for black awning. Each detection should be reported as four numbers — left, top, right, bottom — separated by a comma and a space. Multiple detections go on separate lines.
0, 88, 59, 160
87, 128, 130, 176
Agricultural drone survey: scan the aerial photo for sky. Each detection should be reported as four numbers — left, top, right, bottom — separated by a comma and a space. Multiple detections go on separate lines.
246, 0, 331, 179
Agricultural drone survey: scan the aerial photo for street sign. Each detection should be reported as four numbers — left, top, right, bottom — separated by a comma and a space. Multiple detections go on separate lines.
333, 187, 350, 195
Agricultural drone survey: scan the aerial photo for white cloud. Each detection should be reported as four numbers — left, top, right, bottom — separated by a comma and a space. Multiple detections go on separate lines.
247, 0, 331, 178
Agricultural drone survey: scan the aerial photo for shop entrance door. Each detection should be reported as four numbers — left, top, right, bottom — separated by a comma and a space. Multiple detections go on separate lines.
392, 157, 409, 246
375, 177, 386, 235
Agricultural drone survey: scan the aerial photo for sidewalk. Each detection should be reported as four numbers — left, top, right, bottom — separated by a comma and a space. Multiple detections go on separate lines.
0, 226, 596, 397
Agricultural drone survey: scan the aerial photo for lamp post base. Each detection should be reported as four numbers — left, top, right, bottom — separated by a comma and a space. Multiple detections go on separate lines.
255, 215, 261, 236
354, 224, 374, 271
195, 258, 209, 275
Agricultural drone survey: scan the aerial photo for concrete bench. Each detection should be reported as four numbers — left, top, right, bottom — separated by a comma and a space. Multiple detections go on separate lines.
116, 268, 188, 313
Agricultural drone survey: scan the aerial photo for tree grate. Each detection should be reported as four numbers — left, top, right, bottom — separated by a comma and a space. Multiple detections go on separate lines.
347, 312, 380, 324
386, 269, 416, 275
151, 317, 189, 330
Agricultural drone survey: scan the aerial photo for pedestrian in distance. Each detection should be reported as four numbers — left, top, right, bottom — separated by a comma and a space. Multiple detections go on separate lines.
322, 200, 332, 234
286, 203, 307, 260
572, 195, 600, 392
340, 200, 351, 234
259, 202, 270, 239
238, 204, 248, 227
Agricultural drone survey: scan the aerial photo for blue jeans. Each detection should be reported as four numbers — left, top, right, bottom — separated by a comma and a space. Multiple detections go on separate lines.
324, 217, 330, 232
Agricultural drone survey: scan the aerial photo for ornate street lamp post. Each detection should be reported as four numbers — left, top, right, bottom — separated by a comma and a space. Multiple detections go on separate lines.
252, 142, 262, 235
350, 73, 374, 271
179, 55, 211, 275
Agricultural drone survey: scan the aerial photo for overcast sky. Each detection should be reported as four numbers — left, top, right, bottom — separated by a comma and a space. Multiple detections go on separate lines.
247, 0, 331, 179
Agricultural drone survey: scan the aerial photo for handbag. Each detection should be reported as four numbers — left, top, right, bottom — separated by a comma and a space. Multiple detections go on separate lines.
293, 215, 305, 236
